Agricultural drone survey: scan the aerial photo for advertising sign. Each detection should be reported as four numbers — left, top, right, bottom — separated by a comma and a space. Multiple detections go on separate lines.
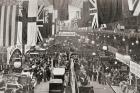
130, 61, 140, 78
116, 53, 131, 66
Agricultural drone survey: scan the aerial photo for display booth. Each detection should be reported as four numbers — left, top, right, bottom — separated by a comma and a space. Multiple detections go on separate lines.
9, 49, 22, 66
8, 49, 22, 73
130, 61, 140, 92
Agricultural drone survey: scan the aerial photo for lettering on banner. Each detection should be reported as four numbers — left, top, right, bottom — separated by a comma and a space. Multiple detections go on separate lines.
128, 0, 140, 16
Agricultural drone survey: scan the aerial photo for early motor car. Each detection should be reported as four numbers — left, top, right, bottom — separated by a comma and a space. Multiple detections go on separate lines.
49, 79, 64, 93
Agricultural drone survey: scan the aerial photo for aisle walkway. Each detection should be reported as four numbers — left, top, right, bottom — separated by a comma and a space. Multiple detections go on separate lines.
34, 82, 49, 93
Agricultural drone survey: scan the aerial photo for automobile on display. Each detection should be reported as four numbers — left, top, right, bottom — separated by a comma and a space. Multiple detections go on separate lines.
49, 79, 64, 93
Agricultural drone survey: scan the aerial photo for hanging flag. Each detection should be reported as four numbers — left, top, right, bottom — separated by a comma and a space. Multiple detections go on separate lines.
122, 0, 132, 18
97, 0, 123, 24
52, 0, 69, 21
127, 0, 140, 16
21, 1, 28, 45
122, 0, 140, 29
53, 0, 68, 10
0, 0, 18, 47
45, 13, 53, 38
58, 8, 69, 21
38, 9, 52, 38
17, 0, 38, 46
78, 1, 91, 27
89, 0, 99, 29
27, 0, 38, 46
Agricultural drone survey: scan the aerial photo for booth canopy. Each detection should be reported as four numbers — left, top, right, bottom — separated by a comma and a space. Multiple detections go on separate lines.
52, 68, 65, 76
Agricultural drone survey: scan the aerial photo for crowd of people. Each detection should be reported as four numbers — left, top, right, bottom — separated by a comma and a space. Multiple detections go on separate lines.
105, 67, 136, 93
27, 53, 70, 85
73, 57, 107, 86
31, 60, 51, 84
0, 56, 52, 85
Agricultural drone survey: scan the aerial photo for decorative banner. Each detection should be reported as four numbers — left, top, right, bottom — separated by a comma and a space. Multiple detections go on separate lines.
130, 61, 140, 78
115, 53, 131, 66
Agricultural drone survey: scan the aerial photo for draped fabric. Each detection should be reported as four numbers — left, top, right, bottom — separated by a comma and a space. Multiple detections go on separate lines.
58, 7, 69, 21
123, 16, 140, 29
45, 13, 52, 38
78, 1, 92, 27
97, 0, 123, 24
53, 0, 69, 21
53, 0, 68, 9
0, 0, 18, 47
122, 0, 132, 18
122, 0, 140, 29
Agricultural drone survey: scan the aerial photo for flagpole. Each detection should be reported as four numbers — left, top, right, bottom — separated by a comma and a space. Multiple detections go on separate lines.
52, 0, 55, 36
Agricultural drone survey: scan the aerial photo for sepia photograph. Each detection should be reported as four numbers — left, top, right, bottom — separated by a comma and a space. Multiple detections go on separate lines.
0, 0, 140, 93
